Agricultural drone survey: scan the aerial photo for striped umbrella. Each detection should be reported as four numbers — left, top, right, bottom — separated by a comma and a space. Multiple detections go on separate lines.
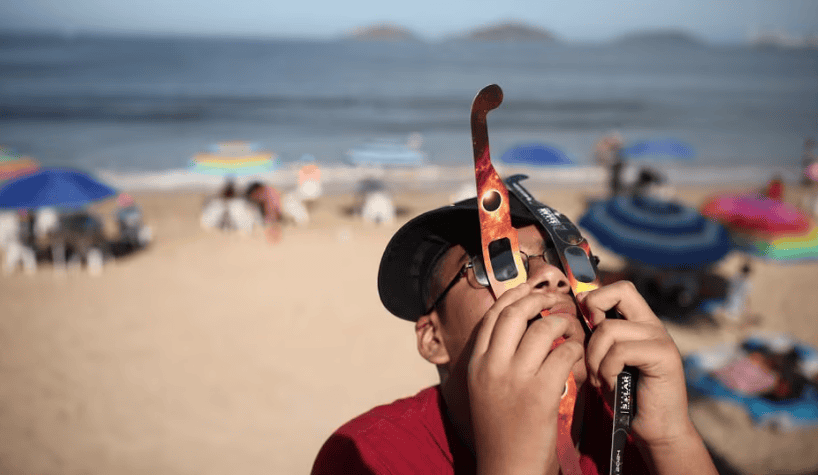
0, 146, 40, 182
190, 141, 280, 176
749, 226, 818, 262
579, 195, 732, 269
0, 167, 117, 209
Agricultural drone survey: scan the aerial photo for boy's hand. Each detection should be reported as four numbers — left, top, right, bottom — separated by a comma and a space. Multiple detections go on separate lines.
577, 281, 696, 448
468, 283, 585, 475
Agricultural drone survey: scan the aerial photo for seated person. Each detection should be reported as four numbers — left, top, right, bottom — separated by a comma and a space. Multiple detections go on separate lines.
50, 211, 107, 274
245, 181, 283, 242
115, 193, 152, 249
297, 162, 323, 203
631, 167, 667, 199
220, 179, 237, 199
312, 193, 718, 475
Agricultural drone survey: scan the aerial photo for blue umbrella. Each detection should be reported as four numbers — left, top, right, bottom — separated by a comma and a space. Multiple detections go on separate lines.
0, 168, 117, 209
579, 195, 732, 269
499, 143, 573, 167
622, 138, 695, 160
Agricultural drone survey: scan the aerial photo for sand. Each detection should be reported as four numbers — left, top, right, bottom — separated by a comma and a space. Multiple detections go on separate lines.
1, 183, 818, 475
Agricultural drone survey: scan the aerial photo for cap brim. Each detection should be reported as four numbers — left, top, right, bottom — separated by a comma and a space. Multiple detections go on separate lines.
377, 194, 537, 321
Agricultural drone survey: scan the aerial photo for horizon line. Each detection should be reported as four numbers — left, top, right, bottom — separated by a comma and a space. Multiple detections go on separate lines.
0, 25, 764, 46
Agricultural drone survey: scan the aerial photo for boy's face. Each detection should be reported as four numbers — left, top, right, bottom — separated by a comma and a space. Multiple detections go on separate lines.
425, 225, 588, 432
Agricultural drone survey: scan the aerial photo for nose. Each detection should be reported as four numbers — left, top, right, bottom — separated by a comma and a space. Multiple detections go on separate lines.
526, 258, 571, 294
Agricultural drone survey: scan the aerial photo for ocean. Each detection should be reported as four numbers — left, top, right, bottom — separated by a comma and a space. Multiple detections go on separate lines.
1, 34, 817, 188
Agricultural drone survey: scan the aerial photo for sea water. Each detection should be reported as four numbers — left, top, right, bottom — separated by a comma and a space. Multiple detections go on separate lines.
0, 34, 816, 188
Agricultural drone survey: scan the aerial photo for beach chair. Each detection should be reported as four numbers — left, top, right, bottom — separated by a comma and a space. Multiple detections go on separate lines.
361, 191, 396, 225
226, 198, 262, 235
200, 198, 229, 231
282, 192, 309, 226
0, 211, 36, 275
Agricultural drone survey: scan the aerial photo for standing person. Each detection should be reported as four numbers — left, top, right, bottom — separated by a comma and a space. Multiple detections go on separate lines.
801, 137, 817, 187
763, 175, 784, 201
594, 132, 625, 196
297, 159, 323, 206
723, 261, 753, 323
312, 193, 718, 475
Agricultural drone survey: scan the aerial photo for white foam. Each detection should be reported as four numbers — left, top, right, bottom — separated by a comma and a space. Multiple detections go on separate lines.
95, 163, 791, 193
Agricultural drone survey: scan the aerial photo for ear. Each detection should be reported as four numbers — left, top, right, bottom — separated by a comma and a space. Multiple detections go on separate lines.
416, 313, 450, 365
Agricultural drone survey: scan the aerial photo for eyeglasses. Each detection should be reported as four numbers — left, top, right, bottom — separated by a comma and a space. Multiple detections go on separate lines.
425, 247, 561, 314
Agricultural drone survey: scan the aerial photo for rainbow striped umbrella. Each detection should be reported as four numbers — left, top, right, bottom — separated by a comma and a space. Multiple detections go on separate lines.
749, 226, 818, 262
189, 141, 280, 176
0, 146, 40, 182
579, 195, 732, 269
701, 192, 818, 262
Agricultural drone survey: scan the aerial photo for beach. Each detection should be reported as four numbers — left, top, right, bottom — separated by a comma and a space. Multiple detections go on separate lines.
2, 178, 818, 475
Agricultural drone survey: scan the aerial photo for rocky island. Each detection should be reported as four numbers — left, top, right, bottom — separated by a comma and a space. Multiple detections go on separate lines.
346, 24, 419, 42
615, 29, 705, 47
462, 22, 557, 42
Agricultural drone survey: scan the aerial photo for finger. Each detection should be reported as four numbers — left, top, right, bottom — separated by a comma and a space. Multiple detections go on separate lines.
585, 319, 665, 385
576, 280, 657, 327
537, 340, 584, 398
486, 292, 566, 363
472, 283, 532, 356
596, 339, 682, 390
513, 313, 575, 374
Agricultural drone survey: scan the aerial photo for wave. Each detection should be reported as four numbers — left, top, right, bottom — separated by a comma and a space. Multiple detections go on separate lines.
0, 93, 655, 130
96, 163, 791, 192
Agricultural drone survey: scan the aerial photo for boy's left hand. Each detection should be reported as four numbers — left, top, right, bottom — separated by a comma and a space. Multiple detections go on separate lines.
577, 281, 695, 448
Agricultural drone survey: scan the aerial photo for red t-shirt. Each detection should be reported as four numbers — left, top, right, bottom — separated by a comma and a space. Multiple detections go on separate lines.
311, 385, 650, 474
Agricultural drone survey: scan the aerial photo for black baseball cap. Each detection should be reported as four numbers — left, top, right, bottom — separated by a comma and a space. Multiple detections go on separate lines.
377, 193, 539, 322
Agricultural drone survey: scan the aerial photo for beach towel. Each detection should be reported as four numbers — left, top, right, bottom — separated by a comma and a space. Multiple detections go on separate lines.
684, 332, 818, 430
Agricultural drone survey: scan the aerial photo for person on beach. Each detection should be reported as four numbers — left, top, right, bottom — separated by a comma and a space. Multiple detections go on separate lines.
312, 193, 718, 475
220, 179, 237, 199
594, 132, 625, 196
763, 175, 784, 201
115, 193, 152, 250
801, 138, 817, 187
245, 181, 283, 243
297, 161, 323, 205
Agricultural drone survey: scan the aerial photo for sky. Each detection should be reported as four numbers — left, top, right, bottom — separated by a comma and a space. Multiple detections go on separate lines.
1, 0, 816, 43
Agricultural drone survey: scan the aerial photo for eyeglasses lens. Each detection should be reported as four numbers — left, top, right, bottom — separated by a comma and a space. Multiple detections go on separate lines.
469, 247, 561, 288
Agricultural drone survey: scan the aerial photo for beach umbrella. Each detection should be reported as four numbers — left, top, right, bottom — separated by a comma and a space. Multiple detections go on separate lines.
578, 195, 732, 269
748, 226, 818, 262
700, 193, 810, 238
190, 141, 280, 176
0, 146, 40, 182
0, 167, 117, 209
622, 138, 695, 161
499, 143, 573, 167
701, 192, 818, 261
